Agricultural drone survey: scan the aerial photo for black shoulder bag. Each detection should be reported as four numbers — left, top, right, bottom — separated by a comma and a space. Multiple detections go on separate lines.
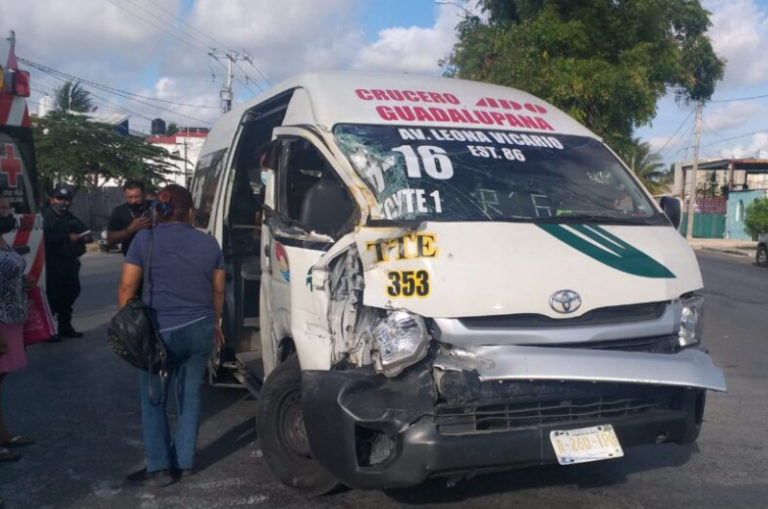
107, 231, 168, 403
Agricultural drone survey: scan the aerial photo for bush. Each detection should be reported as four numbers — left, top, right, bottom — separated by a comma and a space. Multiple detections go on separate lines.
744, 198, 768, 238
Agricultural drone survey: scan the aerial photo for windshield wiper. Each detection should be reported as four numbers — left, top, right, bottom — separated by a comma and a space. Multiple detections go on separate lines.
532, 214, 657, 225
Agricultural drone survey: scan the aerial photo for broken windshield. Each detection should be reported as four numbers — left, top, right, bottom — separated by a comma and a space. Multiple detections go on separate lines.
333, 124, 665, 225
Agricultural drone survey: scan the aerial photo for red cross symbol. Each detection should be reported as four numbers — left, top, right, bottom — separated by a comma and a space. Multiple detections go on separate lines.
0, 143, 22, 188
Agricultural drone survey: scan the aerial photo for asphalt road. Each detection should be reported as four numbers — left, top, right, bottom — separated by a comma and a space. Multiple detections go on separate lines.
1, 250, 766, 509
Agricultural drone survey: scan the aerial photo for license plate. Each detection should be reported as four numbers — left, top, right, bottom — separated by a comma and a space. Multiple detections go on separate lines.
549, 424, 624, 465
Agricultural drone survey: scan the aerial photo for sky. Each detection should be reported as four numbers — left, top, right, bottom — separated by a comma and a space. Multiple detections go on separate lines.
1, 0, 768, 166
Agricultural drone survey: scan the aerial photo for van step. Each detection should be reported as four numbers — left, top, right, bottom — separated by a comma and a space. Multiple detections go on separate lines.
235, 351, 264, 396
242, 317, 260, 329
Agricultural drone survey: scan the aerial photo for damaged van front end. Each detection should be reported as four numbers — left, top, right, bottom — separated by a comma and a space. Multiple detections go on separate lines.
245, 74, 726, 492
298, 225, 725, 489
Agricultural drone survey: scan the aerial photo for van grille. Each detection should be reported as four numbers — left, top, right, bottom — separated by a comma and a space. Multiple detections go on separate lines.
435, 384, 678, 435
458, 301, 667, 328
529, 334, 680, 354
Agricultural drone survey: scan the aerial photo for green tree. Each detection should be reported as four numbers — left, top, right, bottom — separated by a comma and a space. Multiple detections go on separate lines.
619, 138, 671, 194
166, 122, 179, 136
444, 0, 725, 153
744, 198, 768, 238
33, 111, 182, 190
54, 80, 93, 113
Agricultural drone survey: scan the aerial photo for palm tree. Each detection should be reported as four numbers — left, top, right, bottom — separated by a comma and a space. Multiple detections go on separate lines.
54, 81, 93, 113
622, 138, 671, 195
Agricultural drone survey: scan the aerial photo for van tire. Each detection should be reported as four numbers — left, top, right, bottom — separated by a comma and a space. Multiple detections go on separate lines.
757, 245, 768, 267
256, 358, 339, 495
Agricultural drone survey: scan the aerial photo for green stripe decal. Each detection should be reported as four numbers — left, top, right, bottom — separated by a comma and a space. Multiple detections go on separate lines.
537, 224, 675, 279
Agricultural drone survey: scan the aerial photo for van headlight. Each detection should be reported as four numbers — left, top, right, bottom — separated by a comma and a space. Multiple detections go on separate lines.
678, 294, 704, 348
372, 311, 429, 377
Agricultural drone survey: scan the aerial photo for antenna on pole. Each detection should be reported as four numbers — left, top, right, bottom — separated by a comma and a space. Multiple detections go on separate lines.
208, 49, 252, 113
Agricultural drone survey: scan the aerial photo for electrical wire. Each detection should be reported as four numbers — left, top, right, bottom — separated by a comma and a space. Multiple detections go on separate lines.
122, 0, 272, 88
234, 77, 257, 96
23, 61, 213, 125
234, 61, 264, 93
701, 117, 738, 150
700, 129, 768, 148
135, 0, 230, 53
19, 58, 218, 111
655, 107, 696, 157
103, 0, 210, 53
710, 93, 768, 103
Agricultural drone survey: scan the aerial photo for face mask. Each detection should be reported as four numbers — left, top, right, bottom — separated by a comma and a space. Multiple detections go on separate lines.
0, 214, 16, 234
51, 202, 70, 214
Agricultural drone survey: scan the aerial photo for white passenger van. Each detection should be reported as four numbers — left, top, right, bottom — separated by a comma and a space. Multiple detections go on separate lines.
191, 71, 726, 493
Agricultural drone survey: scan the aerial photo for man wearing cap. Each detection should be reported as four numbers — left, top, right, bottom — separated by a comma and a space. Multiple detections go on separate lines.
42, 186, 93, 340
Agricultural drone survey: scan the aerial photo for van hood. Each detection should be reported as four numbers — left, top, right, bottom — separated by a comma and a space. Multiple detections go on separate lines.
354, 222, 701, 319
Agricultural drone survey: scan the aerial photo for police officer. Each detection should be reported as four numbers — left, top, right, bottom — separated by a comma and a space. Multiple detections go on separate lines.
42, 185, 93, 340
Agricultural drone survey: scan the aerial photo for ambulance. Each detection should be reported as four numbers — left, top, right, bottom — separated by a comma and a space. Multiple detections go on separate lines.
0, 33, 44, 287
191, 71, 726, 493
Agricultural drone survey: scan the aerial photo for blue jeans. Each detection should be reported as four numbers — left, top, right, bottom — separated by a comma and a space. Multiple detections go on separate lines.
139, 318, 214, 472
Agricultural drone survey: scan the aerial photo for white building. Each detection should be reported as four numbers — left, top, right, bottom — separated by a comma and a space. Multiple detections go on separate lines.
146, 130, 208, 187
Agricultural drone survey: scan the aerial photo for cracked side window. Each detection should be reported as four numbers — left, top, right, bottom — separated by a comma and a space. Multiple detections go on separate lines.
279, 138, 356, 236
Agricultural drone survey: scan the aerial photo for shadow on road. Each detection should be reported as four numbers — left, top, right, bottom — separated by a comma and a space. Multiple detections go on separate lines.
195, 416, 257, 471
383, 443, 695, 505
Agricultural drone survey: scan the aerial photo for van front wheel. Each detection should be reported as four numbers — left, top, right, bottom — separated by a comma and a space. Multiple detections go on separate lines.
256, 358, 339, 494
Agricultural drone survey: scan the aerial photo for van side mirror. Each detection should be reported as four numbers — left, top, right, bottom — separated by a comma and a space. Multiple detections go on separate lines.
659, 196, 682, 229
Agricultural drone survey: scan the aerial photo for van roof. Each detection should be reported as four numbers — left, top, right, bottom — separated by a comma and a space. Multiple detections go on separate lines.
203, 71, 597, 153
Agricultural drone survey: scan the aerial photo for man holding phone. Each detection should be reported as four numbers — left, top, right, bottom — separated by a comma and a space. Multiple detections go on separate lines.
42, 185, 93, 340
107, 181, 152, 257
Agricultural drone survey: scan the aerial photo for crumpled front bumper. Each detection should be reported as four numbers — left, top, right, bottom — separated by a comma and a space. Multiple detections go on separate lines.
301, 346, 725, 490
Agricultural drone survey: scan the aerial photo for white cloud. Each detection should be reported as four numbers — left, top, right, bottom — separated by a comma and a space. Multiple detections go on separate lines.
187, 0, 364, 81
1, 0, 178, 65
703, 101, 768, 131
705, 0, 768, 87
353, 4, 469, 73
647, 134, 688, 154
720, 132, 768, 159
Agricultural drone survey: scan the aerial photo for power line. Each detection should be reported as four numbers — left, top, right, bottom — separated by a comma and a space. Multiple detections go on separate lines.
235, 77, 257, 96
103, 0, 210, 53
245, 58, 272, 87
86, 90, 155, 121
655, 107, 696, 156
19, 58, 218, 111
32, 80, 152, 121
234, 61, 264, 93
710, 93, 768, 103
700, 129, 768, 148
701, 117, 736, 149
136, 0, 229, 53
23, 60, 213, 125
126, 0, 272, 88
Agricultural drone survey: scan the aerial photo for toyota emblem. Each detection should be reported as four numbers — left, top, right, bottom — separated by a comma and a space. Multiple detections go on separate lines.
549, 290, 582, 314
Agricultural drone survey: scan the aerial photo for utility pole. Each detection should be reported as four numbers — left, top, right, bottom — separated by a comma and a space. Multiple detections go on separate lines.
685, 100, 704, 240
184, 125, 189, 187
208, 50, 252, 113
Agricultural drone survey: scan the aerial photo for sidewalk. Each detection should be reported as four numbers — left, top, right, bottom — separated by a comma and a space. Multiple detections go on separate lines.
687, 238, 757, 258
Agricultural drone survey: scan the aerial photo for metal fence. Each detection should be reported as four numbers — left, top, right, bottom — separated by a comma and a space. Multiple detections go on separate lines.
70, 186, 124, 233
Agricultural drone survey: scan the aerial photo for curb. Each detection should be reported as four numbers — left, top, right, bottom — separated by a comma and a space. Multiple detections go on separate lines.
695, 246, 754, 258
